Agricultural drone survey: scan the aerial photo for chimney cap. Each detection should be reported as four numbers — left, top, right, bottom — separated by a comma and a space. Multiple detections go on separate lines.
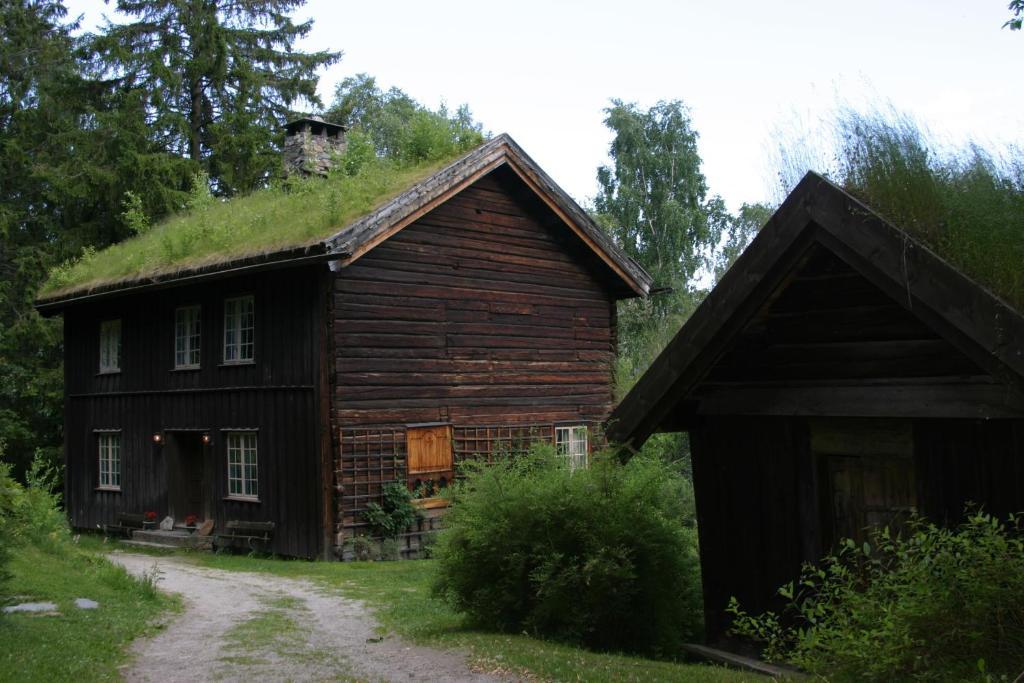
284, 115, 347, 137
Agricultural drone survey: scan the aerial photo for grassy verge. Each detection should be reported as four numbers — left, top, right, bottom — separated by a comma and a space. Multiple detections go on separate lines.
0, 541, 178, 682
88, 537, 755, 683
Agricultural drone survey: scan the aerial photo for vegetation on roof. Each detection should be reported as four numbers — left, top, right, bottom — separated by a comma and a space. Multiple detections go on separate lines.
40, 150, 470, 298
776, 106, 1024, 312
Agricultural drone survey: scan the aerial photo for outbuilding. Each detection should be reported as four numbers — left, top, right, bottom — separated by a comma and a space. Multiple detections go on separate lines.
607, 172, 1024, 643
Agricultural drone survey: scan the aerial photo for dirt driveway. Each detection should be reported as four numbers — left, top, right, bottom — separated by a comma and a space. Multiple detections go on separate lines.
110, 553, 505, 683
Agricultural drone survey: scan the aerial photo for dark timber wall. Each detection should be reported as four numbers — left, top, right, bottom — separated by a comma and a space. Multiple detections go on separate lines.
690, 415, 1024, 644
331, 166, 618, 539
63, 267, 325, 558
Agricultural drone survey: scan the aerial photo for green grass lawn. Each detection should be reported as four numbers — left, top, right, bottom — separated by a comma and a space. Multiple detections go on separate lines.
84, 536, 757, 683
0, 542, 178, 682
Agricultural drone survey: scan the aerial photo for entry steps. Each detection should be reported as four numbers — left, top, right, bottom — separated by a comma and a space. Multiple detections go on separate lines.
121, 528, 211, 551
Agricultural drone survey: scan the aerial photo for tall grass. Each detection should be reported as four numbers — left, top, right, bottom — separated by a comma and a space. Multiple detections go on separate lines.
41, 152, 470, 298
775, 106, 1024, 311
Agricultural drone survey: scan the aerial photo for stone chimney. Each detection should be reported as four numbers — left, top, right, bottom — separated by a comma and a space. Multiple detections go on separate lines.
282, 115, 347, 177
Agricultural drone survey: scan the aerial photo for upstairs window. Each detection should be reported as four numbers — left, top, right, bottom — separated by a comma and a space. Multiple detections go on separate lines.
555, 425, 589, 471
174, 305, 201, 368
99, 319, 121, 373
223, 296, 254, 363
227, 432, 259, 499
98, 432, 121, 490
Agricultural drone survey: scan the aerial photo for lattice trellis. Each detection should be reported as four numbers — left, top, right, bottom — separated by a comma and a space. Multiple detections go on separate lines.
336, 427, 407, 531
336, 422, 599, 537
452, 424, 555, 464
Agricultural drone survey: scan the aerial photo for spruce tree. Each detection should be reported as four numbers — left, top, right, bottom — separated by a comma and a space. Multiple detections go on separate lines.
93, 0, 341, 194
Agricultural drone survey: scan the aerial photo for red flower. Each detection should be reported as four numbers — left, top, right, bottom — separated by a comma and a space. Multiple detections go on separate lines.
144, 511, 157, 522
184, 514, 198, 526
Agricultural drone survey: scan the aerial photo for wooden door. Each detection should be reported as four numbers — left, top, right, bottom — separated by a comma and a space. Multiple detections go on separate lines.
827, 454, 916, 545
811, 419, 916, 547
407, 425, 453, 476
167, 433, 207, 522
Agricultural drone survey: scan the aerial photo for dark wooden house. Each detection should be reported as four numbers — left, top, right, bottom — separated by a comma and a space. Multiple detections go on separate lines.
37, 129, 652, 559
607, 172, 1024, 643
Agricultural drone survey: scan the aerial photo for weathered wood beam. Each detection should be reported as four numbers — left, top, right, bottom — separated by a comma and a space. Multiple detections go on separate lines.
694, 381, 1024, 419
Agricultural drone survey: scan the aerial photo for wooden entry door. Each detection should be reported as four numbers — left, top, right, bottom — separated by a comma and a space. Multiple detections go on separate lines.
811, 419, 917, 547
826, 454, 916, 545
167, 432, 207, 522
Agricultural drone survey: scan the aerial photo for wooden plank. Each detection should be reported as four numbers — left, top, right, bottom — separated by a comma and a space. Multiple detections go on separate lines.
696, 382, 1024, 419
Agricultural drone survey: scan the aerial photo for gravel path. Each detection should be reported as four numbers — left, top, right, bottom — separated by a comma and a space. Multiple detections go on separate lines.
109, 553, 506, 683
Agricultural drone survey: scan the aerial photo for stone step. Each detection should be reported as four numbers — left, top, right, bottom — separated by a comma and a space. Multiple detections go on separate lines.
131, 529, 196, 548
120, 540, 180, 551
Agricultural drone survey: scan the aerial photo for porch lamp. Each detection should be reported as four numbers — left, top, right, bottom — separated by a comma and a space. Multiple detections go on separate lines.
152, 432, 164, 445
201, 433, 212, 446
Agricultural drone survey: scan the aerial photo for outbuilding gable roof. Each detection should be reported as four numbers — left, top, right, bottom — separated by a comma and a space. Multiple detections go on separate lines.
607, 171, 1024, 448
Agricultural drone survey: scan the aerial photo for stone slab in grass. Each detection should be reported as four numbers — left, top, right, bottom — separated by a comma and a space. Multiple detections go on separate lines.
3, 602, 59, 615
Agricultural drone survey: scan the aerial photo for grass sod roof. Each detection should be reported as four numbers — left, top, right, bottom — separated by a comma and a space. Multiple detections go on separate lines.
38, 153, 464, 302
37, 134, 651, 308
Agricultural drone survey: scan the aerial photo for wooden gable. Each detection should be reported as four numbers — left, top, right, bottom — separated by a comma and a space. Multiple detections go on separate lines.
608, 172, 1024, 447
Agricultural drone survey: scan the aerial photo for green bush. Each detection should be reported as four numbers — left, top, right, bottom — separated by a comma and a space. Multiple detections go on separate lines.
364, 481, 418, 539
432, 444, 703, 656
0, 456, 71, 597
728, 511, 1024, 681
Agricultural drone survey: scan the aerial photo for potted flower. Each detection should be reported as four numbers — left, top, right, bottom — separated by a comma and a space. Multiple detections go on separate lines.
143, 511, 158, 529
184, 513, 198, 529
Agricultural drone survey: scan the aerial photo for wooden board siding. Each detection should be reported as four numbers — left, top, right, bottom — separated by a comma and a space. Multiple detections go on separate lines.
63, 267, 324, 558
690, 414, 1024, 644
914, 418, 1024, 525
689, 417, 808, 644
331, 166, 617, 540
702, 246, 982, 385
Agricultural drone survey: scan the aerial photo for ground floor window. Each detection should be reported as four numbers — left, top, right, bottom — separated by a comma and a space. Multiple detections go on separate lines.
555, 425, 589, 471
98, 432, 121, 490
227, 432, 259, 499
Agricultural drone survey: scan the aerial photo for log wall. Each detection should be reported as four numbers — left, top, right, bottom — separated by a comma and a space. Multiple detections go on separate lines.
331, 167, 618, 542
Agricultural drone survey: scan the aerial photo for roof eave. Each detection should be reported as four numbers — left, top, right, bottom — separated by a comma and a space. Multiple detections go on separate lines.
34, 243, 340, 315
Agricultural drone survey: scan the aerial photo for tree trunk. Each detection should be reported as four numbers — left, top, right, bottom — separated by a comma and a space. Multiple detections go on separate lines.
189, 78, 203, 163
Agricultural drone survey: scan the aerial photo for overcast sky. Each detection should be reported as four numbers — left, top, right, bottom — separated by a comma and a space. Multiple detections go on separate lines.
66, 0, 1023, 211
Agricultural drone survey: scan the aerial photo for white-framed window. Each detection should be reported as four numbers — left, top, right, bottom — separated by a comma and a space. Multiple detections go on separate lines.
227, 432, 259, 499
174, 305, 201, 368
98, 432, 121, 490
223, 296, 254, 363
555, 425, 589, 471
99, 319, 121, 373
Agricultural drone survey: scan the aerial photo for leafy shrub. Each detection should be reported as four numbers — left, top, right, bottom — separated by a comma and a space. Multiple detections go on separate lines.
728, 511, 1024, 681
0, 456, 71, 597
432, 444, 703, 656
364, 481, 418, 539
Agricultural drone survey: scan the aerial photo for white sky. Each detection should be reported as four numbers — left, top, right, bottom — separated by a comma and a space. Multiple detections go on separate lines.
66, 0, 1023, 211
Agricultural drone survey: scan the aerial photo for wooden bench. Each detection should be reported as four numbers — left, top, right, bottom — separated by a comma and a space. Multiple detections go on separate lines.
214, 520, 275, 552
104, 512, 147, 538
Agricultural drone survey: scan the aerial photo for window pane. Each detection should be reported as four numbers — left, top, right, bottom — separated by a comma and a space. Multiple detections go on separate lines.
100, 320, 121, 372
555, 426, 587, 471
98, 433, 121, 488
227, 432, 257, 498
175, 307, 201, 368
223, 297, 254, 362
